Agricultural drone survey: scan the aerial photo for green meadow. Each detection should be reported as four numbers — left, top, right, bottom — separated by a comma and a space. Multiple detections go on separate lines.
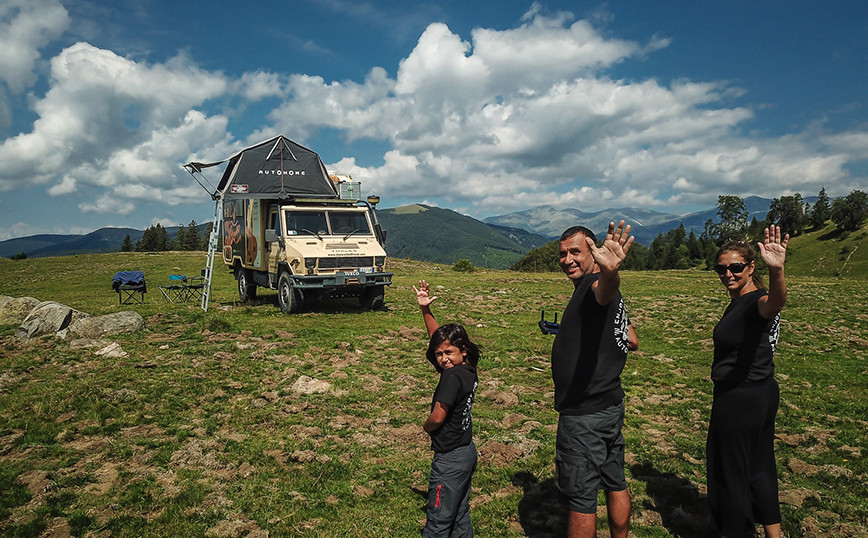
0, 235, 865, 536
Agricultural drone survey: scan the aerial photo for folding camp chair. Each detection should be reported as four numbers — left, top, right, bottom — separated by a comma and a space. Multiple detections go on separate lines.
112, 271, 147, 304
184, 269, 206, 302
160, 274, 189, 303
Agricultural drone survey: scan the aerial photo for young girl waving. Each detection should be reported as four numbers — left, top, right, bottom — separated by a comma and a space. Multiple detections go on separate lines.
414, 280, 479, 537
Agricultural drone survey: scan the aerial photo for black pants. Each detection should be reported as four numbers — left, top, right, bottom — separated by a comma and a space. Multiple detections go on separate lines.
706, 378, 781, 536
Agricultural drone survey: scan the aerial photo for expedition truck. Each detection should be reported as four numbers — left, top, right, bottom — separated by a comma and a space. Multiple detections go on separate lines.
222, 196, 392, 313
184, 135, 393, 313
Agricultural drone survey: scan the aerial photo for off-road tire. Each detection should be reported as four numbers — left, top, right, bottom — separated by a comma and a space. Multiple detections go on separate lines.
277, 272, 301, 314
237, 269, 256, 303
237, 269, 257, 302
361, 285, 385, 310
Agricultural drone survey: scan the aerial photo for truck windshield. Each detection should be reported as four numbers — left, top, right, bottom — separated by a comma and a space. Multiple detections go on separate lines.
285, 211, 328, 236
328, 212, 371, 235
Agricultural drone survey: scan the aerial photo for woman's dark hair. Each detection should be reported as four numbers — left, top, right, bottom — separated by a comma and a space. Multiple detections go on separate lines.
426, 323, 480, 371
715, 240, 764, 289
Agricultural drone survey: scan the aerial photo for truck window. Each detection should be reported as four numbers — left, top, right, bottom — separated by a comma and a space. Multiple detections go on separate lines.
285, 211, 328, 236
328, 212, 371, 235
269, 209, 281, 236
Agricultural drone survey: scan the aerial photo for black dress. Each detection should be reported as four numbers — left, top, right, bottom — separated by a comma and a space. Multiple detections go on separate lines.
706, 289, 782, 536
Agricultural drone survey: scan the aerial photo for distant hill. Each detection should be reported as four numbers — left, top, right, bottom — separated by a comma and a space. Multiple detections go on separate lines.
377, 204, 548, 269
0, 224, 209, 259
0, 234, 82, 258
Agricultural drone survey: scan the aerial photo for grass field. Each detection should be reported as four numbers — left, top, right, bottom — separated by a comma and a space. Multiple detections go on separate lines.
0, 251, 865, 537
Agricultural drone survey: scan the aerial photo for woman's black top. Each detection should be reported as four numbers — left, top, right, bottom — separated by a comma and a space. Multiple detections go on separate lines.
712, 289, 780, 384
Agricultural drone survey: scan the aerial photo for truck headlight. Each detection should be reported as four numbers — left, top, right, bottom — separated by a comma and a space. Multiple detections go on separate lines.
375, 256, 385, 270
305, 257, 317, 275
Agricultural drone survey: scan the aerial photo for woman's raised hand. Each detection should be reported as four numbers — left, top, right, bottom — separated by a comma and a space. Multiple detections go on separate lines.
758, 225, 789, 271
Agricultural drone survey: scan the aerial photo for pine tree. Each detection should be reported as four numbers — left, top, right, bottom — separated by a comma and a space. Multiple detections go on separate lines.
686, 231, 704, 266
136, 224, 170, 251
173, 224, 187, 251
810, 187, 831, 229
186, 220, 202, 250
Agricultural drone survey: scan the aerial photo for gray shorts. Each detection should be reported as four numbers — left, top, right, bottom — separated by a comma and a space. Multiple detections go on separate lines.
555, 402, 627, 513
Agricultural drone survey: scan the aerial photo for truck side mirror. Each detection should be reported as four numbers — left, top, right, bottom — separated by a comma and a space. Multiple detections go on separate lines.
265, 229, 278, 243
374, 224, 386, 245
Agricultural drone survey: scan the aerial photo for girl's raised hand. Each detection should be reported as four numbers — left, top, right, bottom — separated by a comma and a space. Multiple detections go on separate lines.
413, 279, 437, 307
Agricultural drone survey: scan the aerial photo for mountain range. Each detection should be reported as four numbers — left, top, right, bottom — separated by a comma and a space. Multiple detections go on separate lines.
1, 197, 787, 268
483, 195, 778, 244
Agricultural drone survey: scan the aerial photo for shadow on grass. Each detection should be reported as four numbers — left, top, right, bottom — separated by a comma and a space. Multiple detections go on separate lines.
818, 228, 846, 241
222, 290, 391, 314
411, 485, 428, 511
629, 463, 716, 537
511, 472, 566, 538
511, 466, 716, 537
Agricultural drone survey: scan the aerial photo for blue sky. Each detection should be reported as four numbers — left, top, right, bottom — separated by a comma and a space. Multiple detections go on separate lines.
0, 0, 866, 240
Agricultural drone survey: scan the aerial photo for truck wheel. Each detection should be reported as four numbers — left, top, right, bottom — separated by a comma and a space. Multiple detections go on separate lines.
361, 285, 385, 310
237, 269, 257, 302
277, 272, 300, 314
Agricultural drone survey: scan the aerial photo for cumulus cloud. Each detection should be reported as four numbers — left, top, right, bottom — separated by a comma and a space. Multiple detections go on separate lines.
79, 193, 136, 215
0, 42, 232, 210
47, 174, 76, 196
0, 0, 70, 93
238, 71, 286, 101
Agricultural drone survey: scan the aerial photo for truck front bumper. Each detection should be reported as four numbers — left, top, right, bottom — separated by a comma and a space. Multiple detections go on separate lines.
289, 271, 393, 290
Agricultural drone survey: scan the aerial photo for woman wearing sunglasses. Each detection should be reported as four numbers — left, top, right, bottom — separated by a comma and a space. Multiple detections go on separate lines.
706, 225, 789, 538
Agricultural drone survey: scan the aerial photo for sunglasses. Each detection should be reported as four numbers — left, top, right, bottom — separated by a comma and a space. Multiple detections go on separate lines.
714, 262, 748, 275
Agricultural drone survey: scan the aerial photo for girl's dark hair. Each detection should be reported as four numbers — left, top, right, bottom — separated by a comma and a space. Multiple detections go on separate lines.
715, 240, 764, 289
426, 323, 480, 371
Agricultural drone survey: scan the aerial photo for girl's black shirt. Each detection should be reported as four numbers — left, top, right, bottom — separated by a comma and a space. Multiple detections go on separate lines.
712, 289, 780, 384
429, 363, 478, 453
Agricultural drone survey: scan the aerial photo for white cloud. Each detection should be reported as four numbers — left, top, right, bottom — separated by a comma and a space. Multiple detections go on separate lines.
0, 42, 231, 210
0, 0, 70, 93
79, 193, 135, 215
238, 71, 286, 101
47, 174, 76, 195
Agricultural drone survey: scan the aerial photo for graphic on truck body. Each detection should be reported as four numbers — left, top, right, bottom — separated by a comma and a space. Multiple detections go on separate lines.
223, 199, 262, 268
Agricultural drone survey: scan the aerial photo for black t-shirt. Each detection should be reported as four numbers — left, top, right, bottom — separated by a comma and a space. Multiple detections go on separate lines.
429, 363, 478, 453
551, 274, 630, 415
712, 289, 779, 384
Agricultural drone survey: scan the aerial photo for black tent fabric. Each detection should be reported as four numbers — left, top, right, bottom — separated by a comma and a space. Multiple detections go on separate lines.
185, 136, 339, 200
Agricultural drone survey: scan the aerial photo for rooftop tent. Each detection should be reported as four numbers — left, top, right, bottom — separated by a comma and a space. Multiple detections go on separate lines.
186, 135, 339, 200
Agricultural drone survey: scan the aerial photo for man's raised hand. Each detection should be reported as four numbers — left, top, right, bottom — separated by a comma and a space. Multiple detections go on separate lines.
588, 220, 634, 273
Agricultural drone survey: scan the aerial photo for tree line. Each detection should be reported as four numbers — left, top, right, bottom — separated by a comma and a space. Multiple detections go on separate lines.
120, 221, 211, 252
511, 188, 868, 272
